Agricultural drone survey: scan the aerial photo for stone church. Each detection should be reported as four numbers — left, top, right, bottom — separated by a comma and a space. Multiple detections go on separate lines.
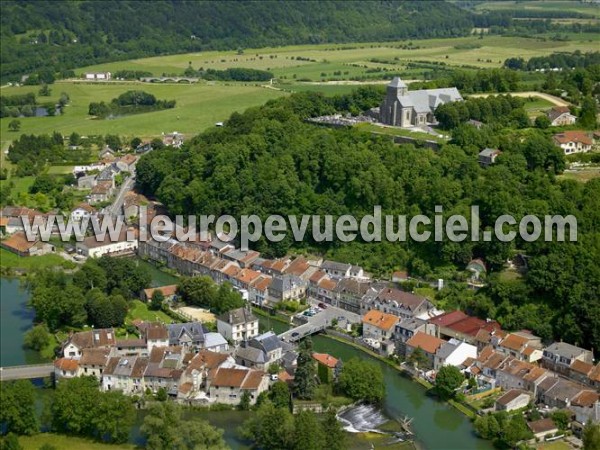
379, 77, 462, 128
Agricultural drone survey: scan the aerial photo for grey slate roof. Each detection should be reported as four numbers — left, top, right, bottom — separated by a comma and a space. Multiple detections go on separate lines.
545, 342, 589, 359
436, 342, 459, 360
388, 77, 407, 88
479, 148, 499, 157
204, 332, 228, 349
236, 346, 266, 364
321, 260, 351, 272
217, 307, 257, 326
250, 331, 282, 354
167, 322, 205, 345
396, 317, 427, 332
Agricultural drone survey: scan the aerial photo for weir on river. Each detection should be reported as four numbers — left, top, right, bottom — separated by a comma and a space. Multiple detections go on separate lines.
1, 264, 493, 450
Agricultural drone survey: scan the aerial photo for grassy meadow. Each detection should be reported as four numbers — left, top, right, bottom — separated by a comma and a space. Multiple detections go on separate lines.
1, 34, 597, 141
76, 35, 599, 79
0, 82, 284, 140
471, 1, 600, 19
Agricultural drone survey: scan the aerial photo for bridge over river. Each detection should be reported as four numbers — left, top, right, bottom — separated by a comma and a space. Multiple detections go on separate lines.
278, 301, 361, 343
0, 363, 54, 381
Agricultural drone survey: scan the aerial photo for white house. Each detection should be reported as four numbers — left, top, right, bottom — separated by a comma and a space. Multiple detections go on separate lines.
84, 72, 112, 81
547, 106, 577, 126
70, 203, 96, 222
434, 338, 478, 370
76, 229, 137, 258
495, 389, 532, 412
216, 307, 259, 344
553, 131, 593, 155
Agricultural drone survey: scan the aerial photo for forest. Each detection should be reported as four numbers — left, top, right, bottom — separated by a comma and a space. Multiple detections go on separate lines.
0, 1, 474, 81
135, 89, 600, 354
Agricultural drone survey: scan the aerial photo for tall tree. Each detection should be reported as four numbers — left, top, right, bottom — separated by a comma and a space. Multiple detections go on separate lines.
292, 338, 317, 400
583, 422, 600, 450
434, 365, 464, 400
322, 409, 347, 450
337, 358, 385, 403
293, 410, 326, 450
240, 401, 295, 450
579, 95, 598, 129
142, 402, 227, 450
0, 380, 39, 435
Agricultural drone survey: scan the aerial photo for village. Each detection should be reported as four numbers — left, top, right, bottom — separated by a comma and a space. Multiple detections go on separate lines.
1, 78, 599, 450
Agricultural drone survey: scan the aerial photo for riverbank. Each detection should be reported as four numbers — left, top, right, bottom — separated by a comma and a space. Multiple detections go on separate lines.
319, 332, 479, 420
0, 248, 76, 274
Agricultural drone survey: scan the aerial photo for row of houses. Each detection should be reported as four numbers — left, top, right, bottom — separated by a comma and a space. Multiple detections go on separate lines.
360, 307, 599, 427
54, 321, 275, 405
138, 236, 370, 306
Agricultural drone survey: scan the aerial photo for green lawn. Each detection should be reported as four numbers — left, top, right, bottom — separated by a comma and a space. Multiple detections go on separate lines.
0, 248, 75, 271
126, 299, 172, 324
18, 433, 136, 450
0, 175, 35, 197
536, 441, 572, 450
0, 82, 284, 139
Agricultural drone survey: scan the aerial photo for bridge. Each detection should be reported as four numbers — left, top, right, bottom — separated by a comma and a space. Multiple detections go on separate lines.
0, 364, 54, 381
279, 321, 328, 343
278, 300, 362, 343
140, 77, 199, 83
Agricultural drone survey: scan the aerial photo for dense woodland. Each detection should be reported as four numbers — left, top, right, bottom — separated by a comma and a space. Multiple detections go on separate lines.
136, 90, 600, 353
0, 0, 474, 81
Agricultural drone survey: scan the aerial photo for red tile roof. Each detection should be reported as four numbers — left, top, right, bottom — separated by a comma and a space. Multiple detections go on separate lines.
553, 131, 593, 146
429, 310, 468, 327
406, 331, 446, 355
1, 231, 38, 252
143, 285, 178, 299
312, 352, 339, 369
362, 310, 399, 331
54, 358, 79, 372
318, 278, 337, 291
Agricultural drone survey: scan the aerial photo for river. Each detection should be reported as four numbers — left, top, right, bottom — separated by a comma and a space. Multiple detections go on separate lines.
260, 317, 493, 450
0, 272, 491, 449
0, 277, 47, 367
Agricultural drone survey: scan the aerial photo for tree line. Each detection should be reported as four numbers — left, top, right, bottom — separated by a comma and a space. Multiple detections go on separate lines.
1, 1, 475, 82
88, 90, 175, 119
184, 66, 274, 82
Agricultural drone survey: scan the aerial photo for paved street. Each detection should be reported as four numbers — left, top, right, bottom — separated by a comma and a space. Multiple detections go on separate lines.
0, 364, 54, 381
279, 299, 361, 342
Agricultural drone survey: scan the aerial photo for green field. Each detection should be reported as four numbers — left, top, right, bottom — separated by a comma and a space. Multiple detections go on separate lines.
0, 82, 284, 139
18, 433, 136, 450
0, 248, 76, 271
77, 34, 598, 80
126, 299, 172, 324
1, 34, 596, 141
471, 1, 600, 19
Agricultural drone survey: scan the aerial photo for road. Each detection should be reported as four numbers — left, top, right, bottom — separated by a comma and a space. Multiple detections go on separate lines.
469, 91, 571, 107
279, 300, 361, 342
0, 364, 54, 381
103, 174, 135, 218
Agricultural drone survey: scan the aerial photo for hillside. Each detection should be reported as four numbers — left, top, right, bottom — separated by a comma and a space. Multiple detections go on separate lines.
135, 90, 600, 352
0, 0, 474, 81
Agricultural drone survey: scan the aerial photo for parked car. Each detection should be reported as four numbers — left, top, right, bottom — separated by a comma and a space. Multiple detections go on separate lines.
318, 302, 327, 309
